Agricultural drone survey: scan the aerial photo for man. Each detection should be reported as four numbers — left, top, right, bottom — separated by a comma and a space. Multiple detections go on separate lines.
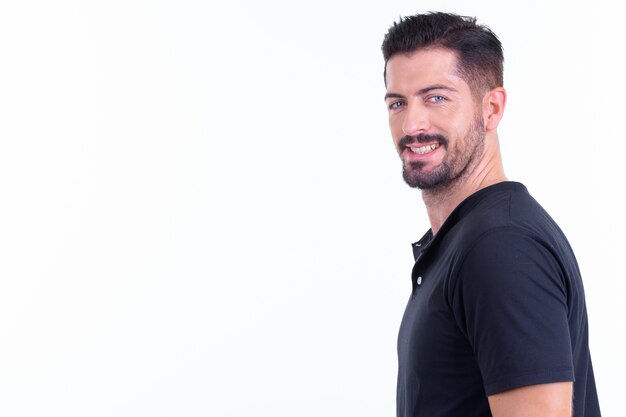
381, 12, 600, 417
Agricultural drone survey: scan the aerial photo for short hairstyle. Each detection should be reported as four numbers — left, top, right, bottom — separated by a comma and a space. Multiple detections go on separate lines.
382, 12, 504, 97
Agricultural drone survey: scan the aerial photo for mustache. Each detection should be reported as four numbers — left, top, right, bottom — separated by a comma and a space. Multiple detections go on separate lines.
398, 133, 448, 149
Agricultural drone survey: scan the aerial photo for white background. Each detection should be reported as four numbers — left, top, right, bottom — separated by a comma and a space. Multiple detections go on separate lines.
0, 0, 623, 415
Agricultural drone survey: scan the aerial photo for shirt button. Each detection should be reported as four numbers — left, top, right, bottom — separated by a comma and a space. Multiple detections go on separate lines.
417, 276, 422, 285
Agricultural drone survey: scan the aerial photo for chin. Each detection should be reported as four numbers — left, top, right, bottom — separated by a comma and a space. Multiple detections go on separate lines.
403, 165, 452, 190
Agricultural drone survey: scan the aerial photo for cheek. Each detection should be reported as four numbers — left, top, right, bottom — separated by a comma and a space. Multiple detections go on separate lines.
388, 114, 405, 137
389, 125, 404, 153
438, 115, 473, 141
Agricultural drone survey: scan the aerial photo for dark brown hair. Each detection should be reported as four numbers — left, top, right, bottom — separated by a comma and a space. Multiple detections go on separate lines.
382, 12, 504, 96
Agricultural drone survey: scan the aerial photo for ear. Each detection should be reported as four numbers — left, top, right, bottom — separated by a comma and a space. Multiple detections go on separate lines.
482, 87, 507, 131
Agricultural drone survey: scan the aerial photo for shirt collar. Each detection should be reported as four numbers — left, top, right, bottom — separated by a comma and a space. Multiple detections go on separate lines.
410, 181, 527, 261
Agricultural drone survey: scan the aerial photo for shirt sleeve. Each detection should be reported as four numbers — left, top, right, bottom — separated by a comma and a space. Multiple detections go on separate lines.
448, 227, 575, 396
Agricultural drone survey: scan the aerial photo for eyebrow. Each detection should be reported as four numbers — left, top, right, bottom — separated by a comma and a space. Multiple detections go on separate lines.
384, 84, 459, 101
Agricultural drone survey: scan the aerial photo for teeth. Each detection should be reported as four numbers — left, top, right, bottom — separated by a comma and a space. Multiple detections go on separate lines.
409, 144, 439, 155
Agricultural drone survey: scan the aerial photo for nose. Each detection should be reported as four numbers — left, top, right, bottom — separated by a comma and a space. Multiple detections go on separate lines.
401, 103, 429, 137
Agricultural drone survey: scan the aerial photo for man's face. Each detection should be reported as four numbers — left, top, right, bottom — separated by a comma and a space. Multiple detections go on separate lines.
384, 48, 486, 190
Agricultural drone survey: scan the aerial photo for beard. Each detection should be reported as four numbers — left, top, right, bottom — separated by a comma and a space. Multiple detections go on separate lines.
401, 114, 486, 190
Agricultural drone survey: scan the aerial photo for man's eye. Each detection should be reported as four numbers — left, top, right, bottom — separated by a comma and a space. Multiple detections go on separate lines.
428, 95, 446, 103
389, 101, 405, 110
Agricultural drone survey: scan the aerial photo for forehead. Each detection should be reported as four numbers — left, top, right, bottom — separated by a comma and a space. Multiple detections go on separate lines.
385, 48, 467, 93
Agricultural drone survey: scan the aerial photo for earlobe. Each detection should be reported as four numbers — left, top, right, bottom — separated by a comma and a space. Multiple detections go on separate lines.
483, 87, 507, 131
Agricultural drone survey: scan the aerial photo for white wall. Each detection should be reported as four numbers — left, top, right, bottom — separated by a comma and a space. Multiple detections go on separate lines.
0, 0, 622, 415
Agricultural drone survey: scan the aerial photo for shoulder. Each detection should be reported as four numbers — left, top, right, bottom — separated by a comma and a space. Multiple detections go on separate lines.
438, 182, 576, 299
449, 182, 563, 264
446, 223, 568, 309
457, 226, 565, 285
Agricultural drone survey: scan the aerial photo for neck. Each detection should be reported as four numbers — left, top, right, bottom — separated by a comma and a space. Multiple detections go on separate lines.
422, 136, 507, 235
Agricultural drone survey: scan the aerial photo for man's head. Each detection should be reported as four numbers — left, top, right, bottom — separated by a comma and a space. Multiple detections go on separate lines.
382, 13, 507, 191
382, 12, 503, 100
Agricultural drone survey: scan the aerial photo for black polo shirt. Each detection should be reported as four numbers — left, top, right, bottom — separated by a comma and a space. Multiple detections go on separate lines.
397, 182, 600, 417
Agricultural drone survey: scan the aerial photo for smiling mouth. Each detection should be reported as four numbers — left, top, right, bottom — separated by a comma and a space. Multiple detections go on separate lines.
409, 143, 440, 155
